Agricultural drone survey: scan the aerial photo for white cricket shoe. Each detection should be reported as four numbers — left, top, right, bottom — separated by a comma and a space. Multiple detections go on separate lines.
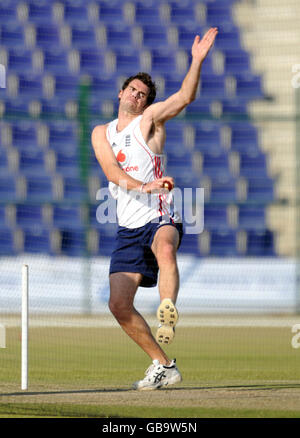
132, 359, 182, 391
156, 298, 179, 345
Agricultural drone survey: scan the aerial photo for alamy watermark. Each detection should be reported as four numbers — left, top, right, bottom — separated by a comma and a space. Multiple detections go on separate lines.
95, 185, 204, 235
0, 324, 6, 348
0, 64, 6, 89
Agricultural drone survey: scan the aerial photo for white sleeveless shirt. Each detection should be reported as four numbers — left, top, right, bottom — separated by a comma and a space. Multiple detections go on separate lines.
106, 115, 181, 228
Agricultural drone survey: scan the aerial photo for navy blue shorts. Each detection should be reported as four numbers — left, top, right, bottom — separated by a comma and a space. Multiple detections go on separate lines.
109, 218, 183, 288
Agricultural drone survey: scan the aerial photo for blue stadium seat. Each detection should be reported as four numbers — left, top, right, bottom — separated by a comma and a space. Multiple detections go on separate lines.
246, 230, 275, 256
0, 227, 16, 255
105, 23, 134, 48
0, 206, 7, 226
0, 23, 25, 47
201, 150, 231, 178
63, 1, 90, 24
238, 205, 266, 231
223, 49, 251, 74
229, 122, 259, 153
60, 227, 86, 256
53, 74, 80, 98
42, 48, 70, 74
149, 48, 178, 74
2, 97, 31, 118
6, 48, 34, 73
16, 203, 44, 227
89, 97, 118, 118
221, 98, 248, 117
204, 204, 230, 230
134, 1, 162, 25
141, 24, 170, 49
200, 74, 226, 98
208, 175, 238, 203
239, 150, 268, 178
10, 120, 39, 148
246, 177, 274, 202
163, 74, 184, 96
34, 24, 62, 48
90, 75, 118, 100
78, 48, 107, 75
0, 175, 20, 201
93, 222, 118, 256
70, 23, 98, 48
178, 233, 201, 256
193, 122, 222, 152
25, 0, 56, 23
52, 204, 84, 228
47, 121, 78, 150
0, 148, 11, 174
38, 97, 74, 119
23, 226, 54, 254
209, 230, 238, 256
17, 148, 49, 176
168, 1, 199, 24
205, 2, 234, 25
15, 73, 44, 98
0, 1, 19, 23
97, 1, 126, 24
235, 73, 264, 99
62, 176, 89, 201
54, 149, 79, 177
164, 122, 187, 147
166, 148, 193, 169
25, 175, 56, 202
113, 48, 141, 74
185, 99, 212, 117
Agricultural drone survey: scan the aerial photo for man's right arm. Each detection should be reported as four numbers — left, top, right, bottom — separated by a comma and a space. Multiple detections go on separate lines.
91, 124, 174, 192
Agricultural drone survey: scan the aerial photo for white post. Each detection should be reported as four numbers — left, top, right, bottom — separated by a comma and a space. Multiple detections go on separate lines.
21, 264, 29, 391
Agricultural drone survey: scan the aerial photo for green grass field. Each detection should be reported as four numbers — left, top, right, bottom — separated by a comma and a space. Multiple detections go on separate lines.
0, 316, 300, 418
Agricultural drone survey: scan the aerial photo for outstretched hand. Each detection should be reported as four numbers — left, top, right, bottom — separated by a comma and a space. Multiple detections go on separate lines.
191, 27, 218, 63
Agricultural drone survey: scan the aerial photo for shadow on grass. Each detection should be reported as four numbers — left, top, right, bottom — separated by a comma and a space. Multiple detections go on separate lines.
2, 382, 300, 397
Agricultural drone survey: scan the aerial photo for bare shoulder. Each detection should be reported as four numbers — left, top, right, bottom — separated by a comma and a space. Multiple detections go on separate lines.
91, 123, 108, 137
91, 122, 109, 144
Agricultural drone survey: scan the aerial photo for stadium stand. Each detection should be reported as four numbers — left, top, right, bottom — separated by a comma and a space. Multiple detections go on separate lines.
0, 0, 277, 257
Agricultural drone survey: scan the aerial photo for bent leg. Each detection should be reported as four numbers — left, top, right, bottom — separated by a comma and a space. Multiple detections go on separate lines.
151, 225, 180, 344
109, 272, 171, 365
151, 225, 180, 304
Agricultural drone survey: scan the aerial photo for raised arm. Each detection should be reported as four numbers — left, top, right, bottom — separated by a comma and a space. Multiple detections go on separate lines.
142, 27, 218, 125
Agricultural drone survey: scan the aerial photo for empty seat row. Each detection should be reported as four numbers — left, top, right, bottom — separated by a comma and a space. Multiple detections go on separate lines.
0, 171, 274, 204
1, 144, 271, 181
0, 203, 270, 232
180, 228, 275, 257
0, 225, 275, 257
0, 119, 261, 153
0, 173, 104, 202
0, 95, 254, 121
0, 0, 236, 27
0, 225, 116, 256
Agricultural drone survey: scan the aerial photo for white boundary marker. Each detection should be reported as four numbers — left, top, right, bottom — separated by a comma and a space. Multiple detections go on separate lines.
21, 264, 28, 391
0, 324, 5, 348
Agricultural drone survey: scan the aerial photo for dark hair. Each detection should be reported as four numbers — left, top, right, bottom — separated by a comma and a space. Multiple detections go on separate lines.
121, 72, 156, 106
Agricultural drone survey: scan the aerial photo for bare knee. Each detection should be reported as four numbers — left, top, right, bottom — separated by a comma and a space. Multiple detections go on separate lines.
108, 297, 131, 322
156, 242, 177, 266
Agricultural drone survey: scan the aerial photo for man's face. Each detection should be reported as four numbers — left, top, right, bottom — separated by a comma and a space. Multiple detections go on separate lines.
118, 79, 150, 114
